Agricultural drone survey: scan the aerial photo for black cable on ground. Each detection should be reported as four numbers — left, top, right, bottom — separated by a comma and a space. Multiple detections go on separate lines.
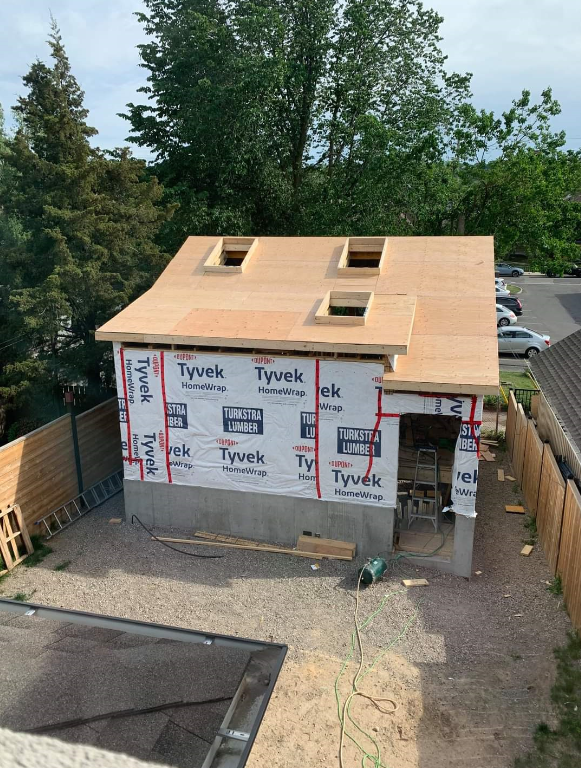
131, 514, 224, 559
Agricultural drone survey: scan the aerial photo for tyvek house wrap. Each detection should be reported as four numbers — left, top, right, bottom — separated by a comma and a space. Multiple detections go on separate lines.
113, 344, 482, 517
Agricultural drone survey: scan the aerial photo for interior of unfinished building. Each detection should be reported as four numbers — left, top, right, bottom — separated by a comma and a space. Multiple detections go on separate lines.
95, 236, 499, 577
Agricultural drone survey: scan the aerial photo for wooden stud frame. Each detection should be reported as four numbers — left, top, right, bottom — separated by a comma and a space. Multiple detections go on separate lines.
315, 290, 374, 326
337, 237, 388, 277
0, 504, 34, 575
203, 237, 259, 274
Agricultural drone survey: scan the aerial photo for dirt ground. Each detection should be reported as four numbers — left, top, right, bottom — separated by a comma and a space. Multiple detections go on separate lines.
0, 454, 571, 768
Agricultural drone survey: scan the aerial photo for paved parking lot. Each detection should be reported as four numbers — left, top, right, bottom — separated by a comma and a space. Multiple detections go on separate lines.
500, 275, 581, 371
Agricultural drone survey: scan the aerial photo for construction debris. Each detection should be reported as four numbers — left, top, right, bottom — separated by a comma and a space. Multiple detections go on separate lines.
497, 469, 505, 482
109, 518, 122, 525
153, 536, 353, 560
506, 475, 516, 481
0, 504, 33, 574
402, 578, 429, 587
520, 545, 534, 557
505, 505, 526, 514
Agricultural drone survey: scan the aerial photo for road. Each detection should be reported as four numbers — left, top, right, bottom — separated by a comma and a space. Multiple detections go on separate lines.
499, 275, 581, 373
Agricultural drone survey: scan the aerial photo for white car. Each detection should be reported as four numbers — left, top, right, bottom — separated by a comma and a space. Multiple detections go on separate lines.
496, 304, 517, 326
495, 284, 510, 297
495, 277, 507, 288
497, 327, 550, 358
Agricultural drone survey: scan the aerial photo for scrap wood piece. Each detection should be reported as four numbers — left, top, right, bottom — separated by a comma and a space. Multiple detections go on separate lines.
153, 536, 352, 560
194, 530, 267, 548
0, 504, 34, 572
520, 545, 534, 557
506, 475, 516, 481
297, 535, 356, 557
481, 439, 499, 446
402, 578, 429, 587
109, 518, 122, 525
497, 469, 505, 482
506, 505, 526, 514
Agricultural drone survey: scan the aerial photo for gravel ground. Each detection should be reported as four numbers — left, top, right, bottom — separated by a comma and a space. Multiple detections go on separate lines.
0, 454, 572, 767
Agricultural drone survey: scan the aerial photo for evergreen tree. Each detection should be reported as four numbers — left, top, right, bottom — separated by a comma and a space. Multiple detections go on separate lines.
0, 22, 171, 435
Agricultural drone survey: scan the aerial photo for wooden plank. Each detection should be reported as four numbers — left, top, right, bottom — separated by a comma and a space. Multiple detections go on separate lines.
512, 405, 528, 483
536, 443, 566, 575
520, 545, 534, 556
557, 481, 581, 632
153, 536, 353, 560
505, 505, 526, 514
497, 469, 505, 482
505, 392, 517, 458
296, 535, 356, 557
402, 579, 429, 587
194, 531, 269, 548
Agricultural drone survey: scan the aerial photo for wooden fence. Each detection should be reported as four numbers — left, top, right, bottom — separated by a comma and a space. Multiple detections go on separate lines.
506, 394, 581, 631
0, 399, 121, 534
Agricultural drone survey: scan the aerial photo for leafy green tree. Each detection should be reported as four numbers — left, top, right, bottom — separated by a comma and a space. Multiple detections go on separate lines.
0, 23, 171, 437
125, 0, 471, 247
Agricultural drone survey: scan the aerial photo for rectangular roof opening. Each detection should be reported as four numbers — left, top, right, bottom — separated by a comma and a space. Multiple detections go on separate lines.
337, 237, 387, 276
315, 290, 374, 326
204, 237, 258, 274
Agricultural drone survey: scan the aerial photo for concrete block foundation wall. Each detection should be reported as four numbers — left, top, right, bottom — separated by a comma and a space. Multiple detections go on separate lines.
124, 480, 394, 558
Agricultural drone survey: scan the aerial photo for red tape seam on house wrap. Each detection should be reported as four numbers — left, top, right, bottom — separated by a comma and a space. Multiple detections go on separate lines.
160, 351, 173, 484
314, 359, 321, 498
363, 388, 400, 481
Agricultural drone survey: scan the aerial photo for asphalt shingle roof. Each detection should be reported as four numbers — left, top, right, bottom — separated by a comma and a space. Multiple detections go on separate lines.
530, 328, 581, 452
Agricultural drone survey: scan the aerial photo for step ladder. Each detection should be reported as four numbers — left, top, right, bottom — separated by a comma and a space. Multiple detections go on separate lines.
35, 470, 123, 539
409, 446, 440, 532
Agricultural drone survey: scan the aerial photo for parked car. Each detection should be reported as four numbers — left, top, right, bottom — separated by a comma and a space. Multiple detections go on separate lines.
495, 284, 510, 297
495, 295, 523, 316
497, 327, 550, 358
495, 263, 524, 277
546, 263, 581, 277
496, 304, 517, 326
495, 277, 507, 288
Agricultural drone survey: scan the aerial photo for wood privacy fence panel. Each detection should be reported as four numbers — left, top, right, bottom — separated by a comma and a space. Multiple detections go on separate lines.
505, 392, 517, 457
557, 481, 581, 631
530, 393, 540, 420
0, 416, 78, 532
0, 399, 121, 533
77, 399, 122, 489
512, 404, 528, 484
522, 419, 543, 516
536, 443, 566, 575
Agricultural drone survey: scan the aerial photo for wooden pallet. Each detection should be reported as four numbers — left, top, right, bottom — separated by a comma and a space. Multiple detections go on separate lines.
0, 504, 34, 574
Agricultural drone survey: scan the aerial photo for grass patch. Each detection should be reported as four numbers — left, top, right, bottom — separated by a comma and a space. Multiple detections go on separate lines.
524, 515, 538, 546
516, 632, 581, 766
23, 535, 52, 568
507, 284, 521, 294
9, 590, 36, 602
54, 560, 71, 572
547, 576, 563, 596
500, 370, 538, 391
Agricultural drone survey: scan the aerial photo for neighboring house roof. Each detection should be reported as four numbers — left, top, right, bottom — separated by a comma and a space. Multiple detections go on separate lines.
96, 235, 499, 395
530, 328, 581, 452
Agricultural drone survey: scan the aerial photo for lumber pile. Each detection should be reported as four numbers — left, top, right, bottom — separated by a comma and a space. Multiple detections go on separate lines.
296, 535, 356, 558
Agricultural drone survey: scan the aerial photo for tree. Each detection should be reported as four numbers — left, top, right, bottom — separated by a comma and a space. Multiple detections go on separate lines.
124, 0, 471, 247
0, 23, 171, 437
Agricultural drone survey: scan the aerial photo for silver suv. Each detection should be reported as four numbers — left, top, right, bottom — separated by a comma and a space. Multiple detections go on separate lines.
497, 327, 550, 358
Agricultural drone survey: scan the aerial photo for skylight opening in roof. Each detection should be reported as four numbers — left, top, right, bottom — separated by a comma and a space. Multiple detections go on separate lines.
315, 290, 374, 326
337, 237, 387, 276
204, 237, 258, 273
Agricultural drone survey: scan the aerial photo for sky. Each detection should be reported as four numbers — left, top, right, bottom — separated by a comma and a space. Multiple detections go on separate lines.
0, 0, 579, 159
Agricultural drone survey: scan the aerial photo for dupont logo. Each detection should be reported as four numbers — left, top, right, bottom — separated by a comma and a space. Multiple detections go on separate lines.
300, 412, 315, 440
337, 427, 382, 457
158, 430, 165, 450
373, 376, 383, 383
329, 460, 353, 468
293, 445, 314, 453
222, 407, 264, 435
252, 356, 274, 364
166, 402, 188, 429
216, 438, 238, 447
175, 353, 197, 361
118, 397, 127, 423
152, 355, 160, 377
